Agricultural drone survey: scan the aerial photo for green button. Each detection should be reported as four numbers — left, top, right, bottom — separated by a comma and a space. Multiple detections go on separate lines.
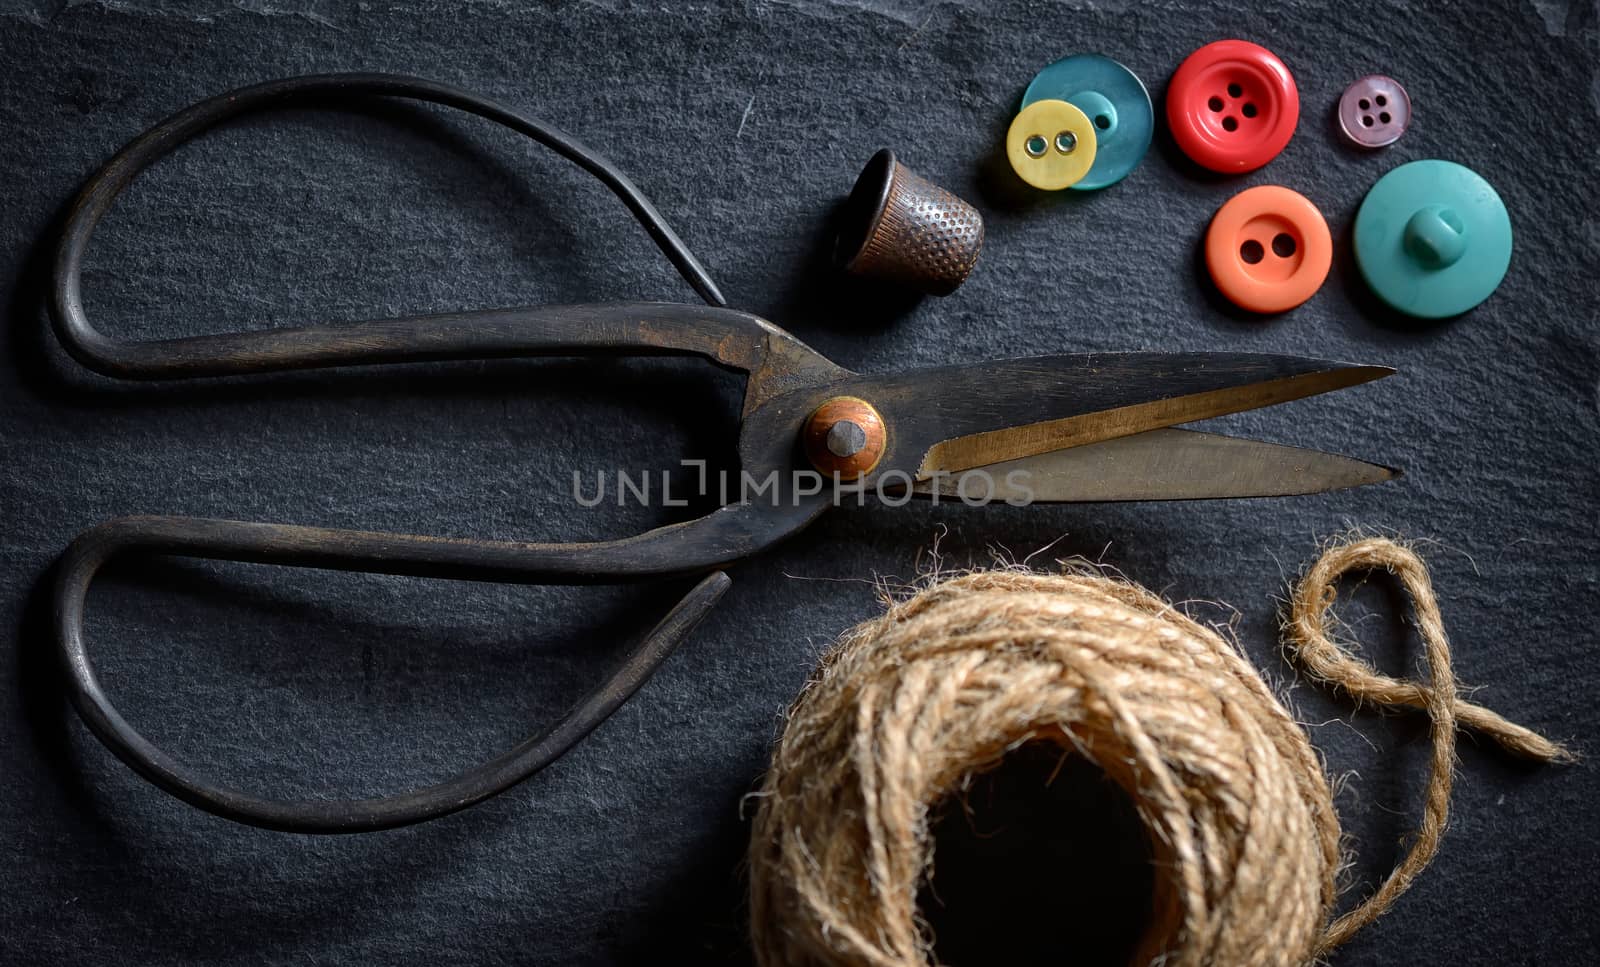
1021, 54, 1152, 191
1354, 160, 1512, 319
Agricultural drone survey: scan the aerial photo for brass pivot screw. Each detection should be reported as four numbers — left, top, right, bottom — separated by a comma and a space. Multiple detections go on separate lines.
803, 396, 887, 480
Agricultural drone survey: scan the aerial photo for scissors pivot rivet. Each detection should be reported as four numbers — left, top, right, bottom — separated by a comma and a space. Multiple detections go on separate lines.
803, 396, 887, 480
826, 421, 868, 458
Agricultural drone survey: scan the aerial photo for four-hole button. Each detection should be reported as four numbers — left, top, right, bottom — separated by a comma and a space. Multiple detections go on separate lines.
1167, 39, 1300, 173
1338, 75, 1411, 148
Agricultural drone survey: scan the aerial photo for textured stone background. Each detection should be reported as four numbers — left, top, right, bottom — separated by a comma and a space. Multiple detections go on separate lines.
1, 1, 1596, 964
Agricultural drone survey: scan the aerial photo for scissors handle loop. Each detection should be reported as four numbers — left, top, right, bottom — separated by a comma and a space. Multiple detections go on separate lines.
53, 72, 728, 377
55, 516, 732, 833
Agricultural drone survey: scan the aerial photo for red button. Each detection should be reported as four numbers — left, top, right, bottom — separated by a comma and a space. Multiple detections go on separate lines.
1167, 40, 1299, 173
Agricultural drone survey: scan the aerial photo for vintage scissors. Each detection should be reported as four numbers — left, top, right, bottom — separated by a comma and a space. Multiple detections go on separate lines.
48, 74, 1396, 833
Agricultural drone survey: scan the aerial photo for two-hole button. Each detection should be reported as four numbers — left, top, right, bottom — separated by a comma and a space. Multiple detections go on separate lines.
1205, 185, 1332, 313
1006, 98, 1099, 191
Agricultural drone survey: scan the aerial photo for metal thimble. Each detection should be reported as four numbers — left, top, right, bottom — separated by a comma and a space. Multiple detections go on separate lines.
834, 149, 984, 296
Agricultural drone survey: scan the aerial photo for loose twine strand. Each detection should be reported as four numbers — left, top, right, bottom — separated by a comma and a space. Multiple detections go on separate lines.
1287, 538, 1573, 951
749, 537, 1571, 967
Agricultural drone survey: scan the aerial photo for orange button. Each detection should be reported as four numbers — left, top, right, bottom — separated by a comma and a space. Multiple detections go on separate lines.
1204, 185, 1331, 313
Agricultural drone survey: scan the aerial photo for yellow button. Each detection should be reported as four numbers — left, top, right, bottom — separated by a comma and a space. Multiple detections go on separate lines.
1006, 99, 1098, 190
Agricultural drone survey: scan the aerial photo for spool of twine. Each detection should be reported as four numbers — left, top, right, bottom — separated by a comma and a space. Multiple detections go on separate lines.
748, 538, 1571, 967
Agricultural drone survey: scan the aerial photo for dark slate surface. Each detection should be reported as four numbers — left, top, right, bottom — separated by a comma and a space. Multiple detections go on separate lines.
2, 1, 1597, 964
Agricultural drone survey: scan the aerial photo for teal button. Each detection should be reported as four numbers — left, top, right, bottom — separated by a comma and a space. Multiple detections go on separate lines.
1354, 160, 1512, 319
1021, 54, 1152, 191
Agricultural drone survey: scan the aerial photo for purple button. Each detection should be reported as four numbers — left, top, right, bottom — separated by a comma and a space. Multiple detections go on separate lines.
1338, 75, 1410, 148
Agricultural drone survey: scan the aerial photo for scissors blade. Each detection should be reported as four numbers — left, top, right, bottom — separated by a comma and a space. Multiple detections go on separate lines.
893, 353, 1393, 479
909, 427, 1398, 502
